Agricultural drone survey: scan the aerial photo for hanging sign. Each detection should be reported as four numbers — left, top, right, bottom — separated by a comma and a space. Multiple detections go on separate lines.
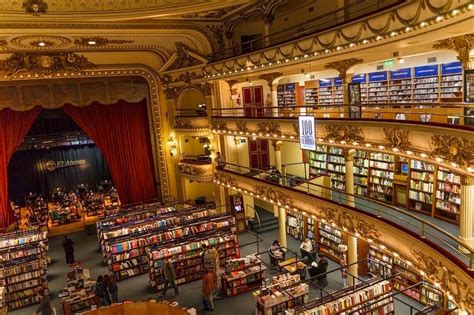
299, 116, 316, 151
441, 62, 462, 75
414, 64, 438, 77
352, 74, 367, 83
368, 71, 388, 82
390, 68, 411, 80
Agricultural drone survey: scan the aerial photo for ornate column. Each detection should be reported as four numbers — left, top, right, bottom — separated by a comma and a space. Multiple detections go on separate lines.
271, 140, 283, 172
460, 176, 474, 253
262, 13, 274, 46
259, 72, 283, 117
325, 58, 363, 117
345, 149, 358, 285
279, 207, 287, 247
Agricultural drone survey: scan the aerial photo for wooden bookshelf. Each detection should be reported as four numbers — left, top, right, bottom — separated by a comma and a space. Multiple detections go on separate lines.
368, 71, 389, 104
435, 168, 461, 223
368, 152, 395, 203
354, 150, 369, 197
308, 145, 327, 177
147, 228, 239, 290
286, 212, 304, 240
327, 147, 345, 191
304, 80, 319, 107
317, 222, 347, 262
408, 160, 435, 215
0, 228, 49, 311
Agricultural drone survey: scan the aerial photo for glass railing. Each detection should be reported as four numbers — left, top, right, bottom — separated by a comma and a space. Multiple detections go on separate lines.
208, 0, 406, 62
215, 161, 474, 270
211, 103, 474, 128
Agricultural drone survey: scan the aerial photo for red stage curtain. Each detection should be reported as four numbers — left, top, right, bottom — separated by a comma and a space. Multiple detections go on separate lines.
64, 100, 157, 205
0, 107, 41, 228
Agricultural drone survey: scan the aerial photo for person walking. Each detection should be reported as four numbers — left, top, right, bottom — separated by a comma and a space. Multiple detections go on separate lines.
34, 291, 53, 315
94, 275, 110, 306
159, 258, 179, 297
202, 269, 217, 311
105, 274, 119, 303
315, 254, 329, 288
62, 235, 75, 265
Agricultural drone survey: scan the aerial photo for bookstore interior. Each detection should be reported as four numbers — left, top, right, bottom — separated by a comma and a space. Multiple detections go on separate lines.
0, 0, 473, 315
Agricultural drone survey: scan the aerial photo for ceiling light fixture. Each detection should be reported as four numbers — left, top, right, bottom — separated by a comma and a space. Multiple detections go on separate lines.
87, 40, 97, 45
38, 42, 46, 47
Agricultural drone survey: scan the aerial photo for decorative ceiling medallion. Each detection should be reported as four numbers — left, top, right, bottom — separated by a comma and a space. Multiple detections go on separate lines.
23, 0, 48, 15
0, 52, 95, 77
73, 37, 134, 47
10, 35, 71, 49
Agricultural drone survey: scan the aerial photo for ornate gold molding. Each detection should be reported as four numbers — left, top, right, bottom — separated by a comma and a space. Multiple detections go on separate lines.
383, 128, 411, 150
174, 119, 193, 129
325, 58, 363, 82
168, 42, 206, 71
318, 207, 381, 240
214, 172, 239, 187
254, 186, 293, 208
412, 250, 474, 312
74, 37, 134, 46
291, 122, 299, 136
0, 52, 96, 77
235, 121, 248, 133
431, 135, 474, 167
325, 125, 364, 143
23, 0, 48, 15
256, 122, 281, 135
211, 121, 228, 131
433, 34, 474, 69
258, 72, 283, 88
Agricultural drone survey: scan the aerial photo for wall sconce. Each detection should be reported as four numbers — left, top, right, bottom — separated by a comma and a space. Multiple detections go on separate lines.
167, 136, 177, 156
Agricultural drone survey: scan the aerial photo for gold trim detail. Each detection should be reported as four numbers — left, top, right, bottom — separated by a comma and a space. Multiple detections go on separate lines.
433, 34, 474, 69
254, 186, 293, 208
74, 37, 134, 46
258, 72, 283, 88
256, 122, 281, 135
318, 207, 381, 239
383, 128, 411, 150
412, 250, 474, 312
431, 134, 474, 167
211, 121, 228, 131
23, 0, 47, 15
214, 172, 239, 187
0, 52, 96, 77
325, 58, 363, 82
236, 121, 248, 133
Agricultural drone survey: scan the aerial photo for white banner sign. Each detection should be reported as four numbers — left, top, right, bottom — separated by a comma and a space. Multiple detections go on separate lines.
299, 116, 316, 151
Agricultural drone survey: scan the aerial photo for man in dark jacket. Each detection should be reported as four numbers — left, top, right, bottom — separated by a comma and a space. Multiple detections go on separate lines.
159, 258, 179, 297
315, 254, 329, 287
62, 235, 74, 265
35, 291, 53, 315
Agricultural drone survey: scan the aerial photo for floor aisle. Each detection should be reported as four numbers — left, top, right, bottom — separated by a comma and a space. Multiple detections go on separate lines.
12, 226, 424, 315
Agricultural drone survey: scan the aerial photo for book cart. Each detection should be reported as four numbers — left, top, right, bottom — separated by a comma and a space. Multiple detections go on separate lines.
59, 265, 97, 315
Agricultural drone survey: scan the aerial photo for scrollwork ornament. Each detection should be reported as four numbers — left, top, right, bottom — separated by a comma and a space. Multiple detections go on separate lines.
256, 122, 281, 135
431, 135, 474, 167
325, 58, 363, 82
236, 121, 248, 133
318, 207, 381, 239
412, 250, 474, 312
324, 125, 364, 143
433, 35, 474, 69
383, 128, 411, 150
254, 186, 293, 208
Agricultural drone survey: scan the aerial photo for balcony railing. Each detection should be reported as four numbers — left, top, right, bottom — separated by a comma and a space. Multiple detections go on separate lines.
215, 161, 474, 270
208, 0, 406, 62
175, 108, 208, 118
211, 103, 474, 129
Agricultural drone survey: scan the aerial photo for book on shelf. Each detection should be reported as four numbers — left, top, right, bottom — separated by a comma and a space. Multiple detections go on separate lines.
222, 254, 266, 297
435, 168, 461, 216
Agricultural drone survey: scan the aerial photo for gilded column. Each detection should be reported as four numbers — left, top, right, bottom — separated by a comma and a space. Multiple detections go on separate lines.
345, 149, 358, 285
258, 72, 283, 117
460, 176, 474, 253
278, 207, 287, 248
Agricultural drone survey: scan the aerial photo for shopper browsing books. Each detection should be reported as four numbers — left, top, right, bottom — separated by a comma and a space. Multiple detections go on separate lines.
269, 240, 286, 265
105, 275, 119, 303
160, 258, 179, 297
300, 238, 313, 263
95, 275, 110, 306
314, 254, 329, 288
34, 291, 54, 315
202, 269, 217, 311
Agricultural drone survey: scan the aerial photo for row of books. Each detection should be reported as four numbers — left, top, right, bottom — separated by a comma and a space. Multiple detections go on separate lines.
253, 274, 309, 310
222, 254, 266, 296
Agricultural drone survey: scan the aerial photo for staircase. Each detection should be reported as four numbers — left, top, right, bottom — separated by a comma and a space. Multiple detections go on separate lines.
249, 206, 279, 234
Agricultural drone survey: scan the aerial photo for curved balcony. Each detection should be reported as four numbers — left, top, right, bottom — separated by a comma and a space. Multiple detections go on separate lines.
173, 109, 209, 135
177, 155, 213, 182
213, 162, 474, 311
210, 104, 474, 177
204, 0, 472, 78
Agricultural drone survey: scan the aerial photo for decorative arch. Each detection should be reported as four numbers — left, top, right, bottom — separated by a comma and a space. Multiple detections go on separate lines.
176, 86, 207, 111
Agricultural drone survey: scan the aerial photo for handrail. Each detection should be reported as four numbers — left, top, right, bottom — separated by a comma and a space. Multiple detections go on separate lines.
215, 161, 474, 270
175, 108, 208, 118
208, 0, 405, 62
211, 103, 474, 129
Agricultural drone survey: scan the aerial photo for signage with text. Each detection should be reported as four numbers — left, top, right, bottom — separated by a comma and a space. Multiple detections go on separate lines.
414, 64, 438, 77
299, 116, 316, 151
45, 159, 86, 172
368, 71, 388, 82
441, 61, 462, 75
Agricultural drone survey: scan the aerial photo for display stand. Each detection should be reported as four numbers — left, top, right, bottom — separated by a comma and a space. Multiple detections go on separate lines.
222, 254, 266, 297
59, 265, 97, 315
230, 194, 246, 233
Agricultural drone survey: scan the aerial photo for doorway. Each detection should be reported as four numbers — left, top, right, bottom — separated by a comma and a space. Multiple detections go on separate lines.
242, 86, 264, 117
249, 139, 270, 170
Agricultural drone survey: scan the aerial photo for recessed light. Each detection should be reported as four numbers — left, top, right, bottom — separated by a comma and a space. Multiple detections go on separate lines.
87, 40, 97, 45
38, 42, 46, 47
